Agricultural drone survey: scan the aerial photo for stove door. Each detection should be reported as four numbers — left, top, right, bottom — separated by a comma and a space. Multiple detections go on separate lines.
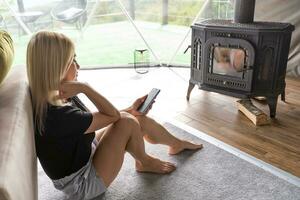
203, 37, 255, 92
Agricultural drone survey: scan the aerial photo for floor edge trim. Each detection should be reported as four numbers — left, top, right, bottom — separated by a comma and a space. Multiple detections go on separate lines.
167, 119, 300, 188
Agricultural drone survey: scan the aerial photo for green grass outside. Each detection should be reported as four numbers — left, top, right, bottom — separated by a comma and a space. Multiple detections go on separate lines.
11, 21, 192, 68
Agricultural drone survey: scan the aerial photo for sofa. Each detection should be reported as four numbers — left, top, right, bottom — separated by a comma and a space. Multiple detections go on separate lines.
0, 30, 37, 200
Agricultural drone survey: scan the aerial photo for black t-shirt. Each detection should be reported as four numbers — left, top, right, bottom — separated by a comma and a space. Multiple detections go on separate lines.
35, 96, 95, 180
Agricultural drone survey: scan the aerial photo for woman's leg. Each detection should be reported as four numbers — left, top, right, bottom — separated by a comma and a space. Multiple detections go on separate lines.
135, 115, 203, 155
92, 112, 176, 187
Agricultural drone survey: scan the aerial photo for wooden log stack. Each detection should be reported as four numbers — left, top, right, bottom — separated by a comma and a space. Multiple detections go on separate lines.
236, 99, 270, 125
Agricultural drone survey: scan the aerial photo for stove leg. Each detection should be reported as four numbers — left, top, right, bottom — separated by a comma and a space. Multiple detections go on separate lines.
281, 81, 286, 102
267, 96, 278, 118
281, 90, 285, 102
186, 82, 195, 100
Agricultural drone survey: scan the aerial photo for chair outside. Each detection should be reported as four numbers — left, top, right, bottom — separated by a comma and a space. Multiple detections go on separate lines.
51, 0, 88, 30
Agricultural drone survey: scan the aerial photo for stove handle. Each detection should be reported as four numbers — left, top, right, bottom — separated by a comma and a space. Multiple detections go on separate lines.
184, 45, 191, 54
240, 65, 253, 72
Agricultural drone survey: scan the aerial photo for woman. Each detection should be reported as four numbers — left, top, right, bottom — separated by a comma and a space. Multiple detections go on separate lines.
27, 31, 203, 200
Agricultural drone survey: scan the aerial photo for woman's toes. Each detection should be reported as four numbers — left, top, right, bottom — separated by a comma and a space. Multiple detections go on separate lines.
169, 140, 203, 155
135, 157, 176, 174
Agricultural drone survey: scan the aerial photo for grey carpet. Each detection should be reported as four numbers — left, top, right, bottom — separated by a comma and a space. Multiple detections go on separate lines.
38, 122, 300, 200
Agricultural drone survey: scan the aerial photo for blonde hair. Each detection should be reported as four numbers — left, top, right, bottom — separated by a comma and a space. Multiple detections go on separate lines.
26, 31, 75, 133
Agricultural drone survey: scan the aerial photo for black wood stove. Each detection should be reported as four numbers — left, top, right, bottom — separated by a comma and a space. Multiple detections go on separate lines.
187, 0, 294, 118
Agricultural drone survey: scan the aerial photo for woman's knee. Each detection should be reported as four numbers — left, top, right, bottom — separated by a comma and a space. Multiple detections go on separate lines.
115, 112, 140, 130
135, 115, 155, 130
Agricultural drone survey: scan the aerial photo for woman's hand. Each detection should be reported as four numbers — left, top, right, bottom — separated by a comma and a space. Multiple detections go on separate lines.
59, 81, 87, 100
127, 95, 153, 116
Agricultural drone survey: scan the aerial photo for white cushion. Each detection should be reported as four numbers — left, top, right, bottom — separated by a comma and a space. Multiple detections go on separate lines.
0, 66, 37, 200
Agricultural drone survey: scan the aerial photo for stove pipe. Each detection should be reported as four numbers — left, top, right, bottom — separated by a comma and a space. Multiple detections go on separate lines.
234, 0, 256, 23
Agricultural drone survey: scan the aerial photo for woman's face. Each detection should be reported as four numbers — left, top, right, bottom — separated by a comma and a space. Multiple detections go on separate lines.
63, 55, 80, 81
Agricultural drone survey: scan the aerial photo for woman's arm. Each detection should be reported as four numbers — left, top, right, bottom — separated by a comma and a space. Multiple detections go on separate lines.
81, 83, 121, 133
59, 81, 120, 133
81, 84, 119, 118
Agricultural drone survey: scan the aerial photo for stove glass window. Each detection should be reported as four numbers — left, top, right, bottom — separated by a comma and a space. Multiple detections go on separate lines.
212, 47, 245, 77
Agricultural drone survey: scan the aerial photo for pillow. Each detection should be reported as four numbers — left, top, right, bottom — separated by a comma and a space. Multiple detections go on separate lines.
0, 30, 14, 85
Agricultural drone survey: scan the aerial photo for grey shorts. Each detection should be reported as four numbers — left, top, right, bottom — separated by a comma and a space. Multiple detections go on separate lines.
52, 138, 107, 200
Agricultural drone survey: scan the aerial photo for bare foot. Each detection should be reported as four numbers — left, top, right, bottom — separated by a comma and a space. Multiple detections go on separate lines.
168, 140, 203, 155
135, 156, 176, 174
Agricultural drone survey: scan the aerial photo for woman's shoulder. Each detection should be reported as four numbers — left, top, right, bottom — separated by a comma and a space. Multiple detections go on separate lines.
47, 102, 75, 114
48, 96, 80, 112
43, 99, 92, 137
46, 97, 91, 121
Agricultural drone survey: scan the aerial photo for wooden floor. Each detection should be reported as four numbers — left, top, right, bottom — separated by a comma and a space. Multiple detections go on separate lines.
80, 67, 300, 177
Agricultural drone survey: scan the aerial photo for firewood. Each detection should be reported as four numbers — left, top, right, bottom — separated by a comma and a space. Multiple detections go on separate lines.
254, 96, 267, 101
236, 99, 270, 125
